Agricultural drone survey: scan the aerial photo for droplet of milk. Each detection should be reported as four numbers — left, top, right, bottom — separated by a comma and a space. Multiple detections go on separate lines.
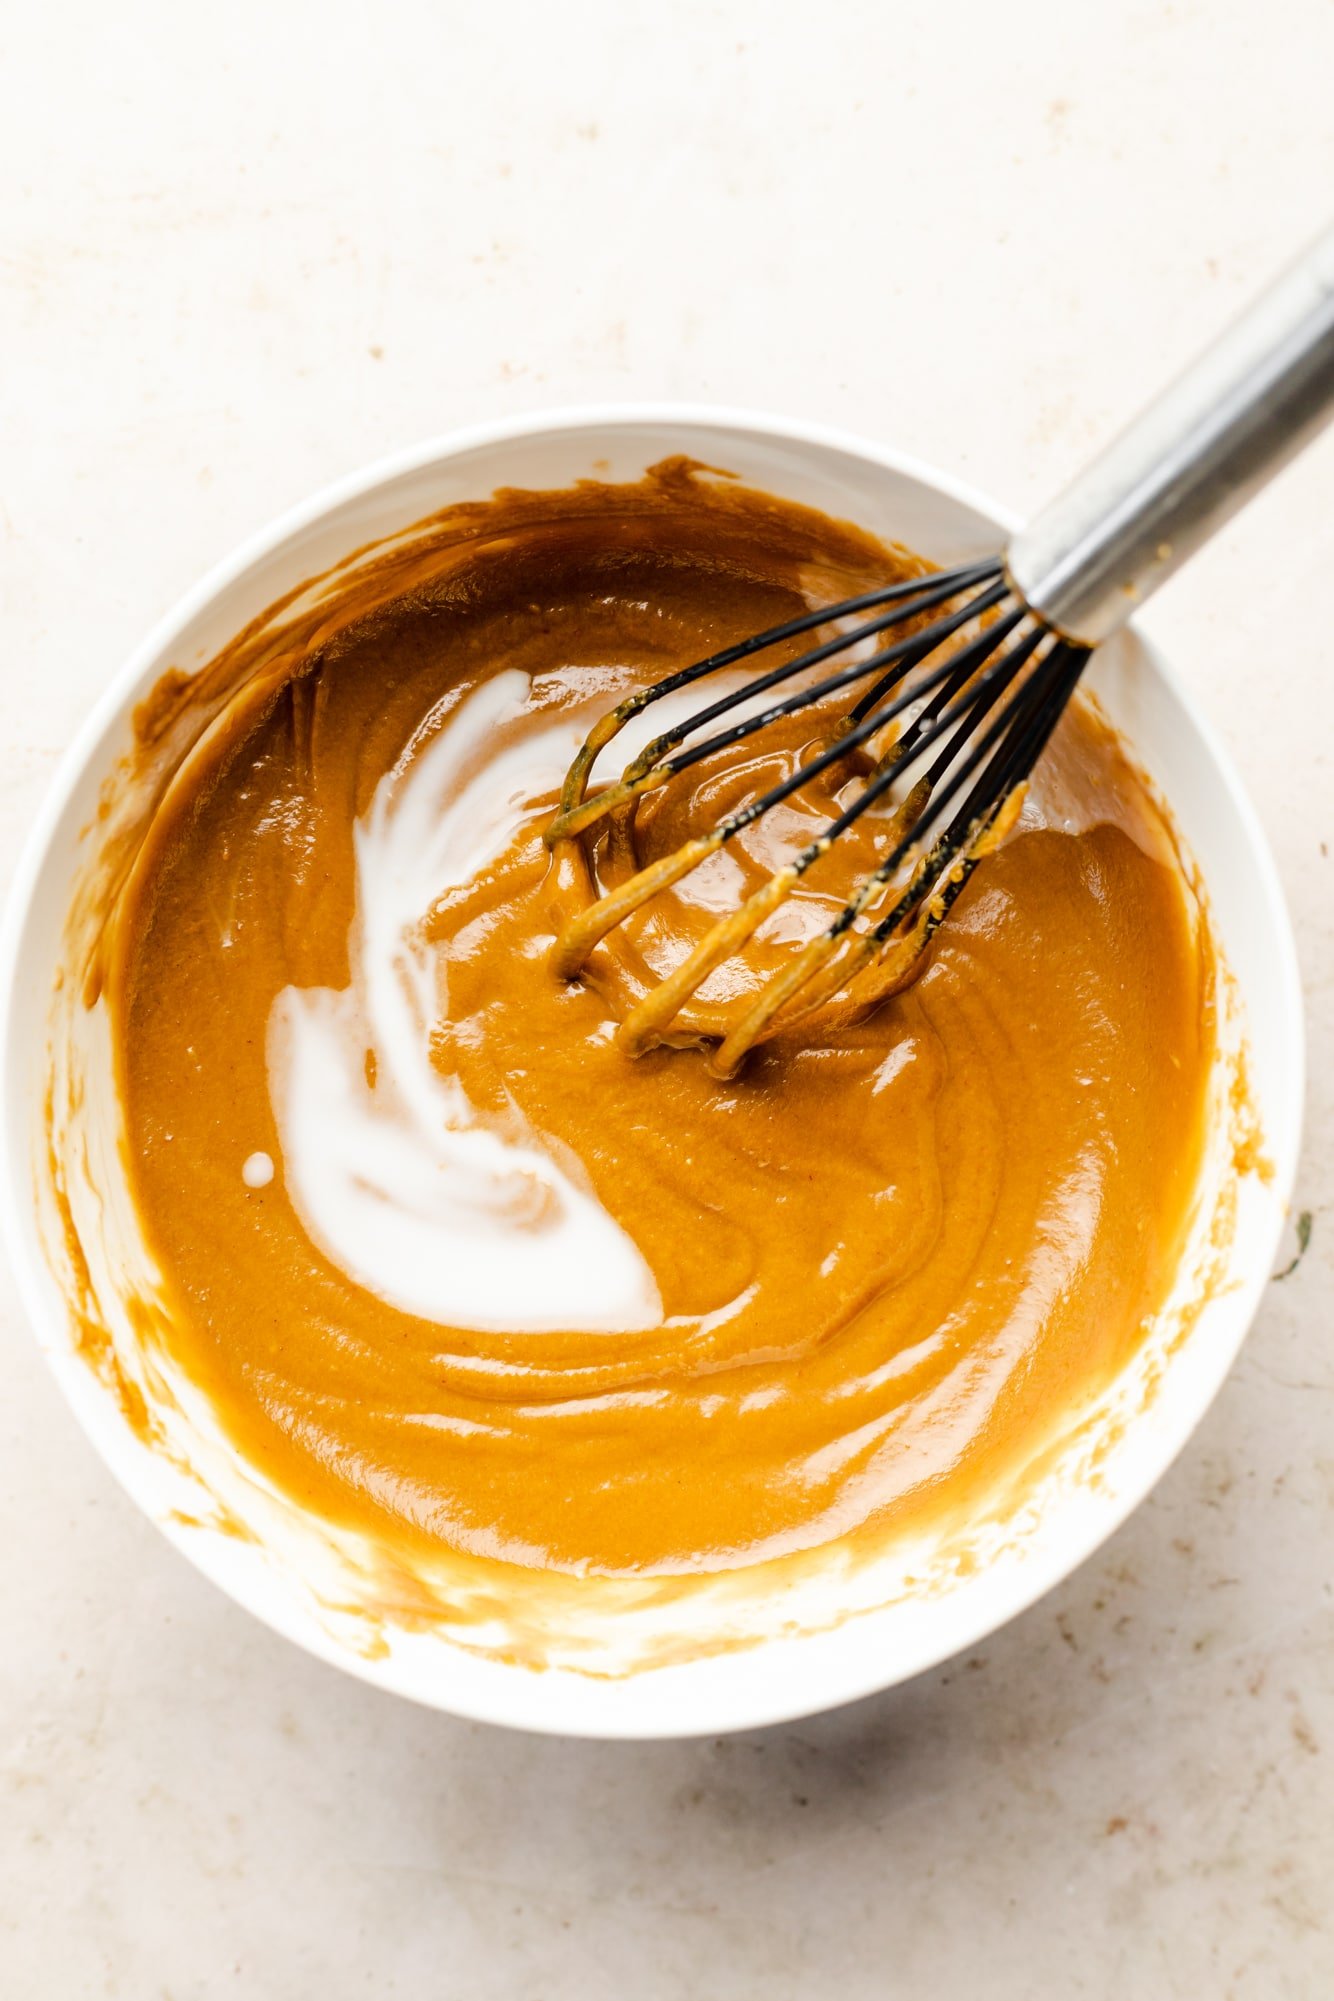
242, 1151, 275, 1189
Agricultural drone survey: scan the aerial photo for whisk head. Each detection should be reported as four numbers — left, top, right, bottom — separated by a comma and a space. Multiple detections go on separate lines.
546, 556, 1088, 1075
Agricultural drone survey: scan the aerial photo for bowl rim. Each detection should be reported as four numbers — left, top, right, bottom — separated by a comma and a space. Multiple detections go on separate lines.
0, 401, 1306, 1737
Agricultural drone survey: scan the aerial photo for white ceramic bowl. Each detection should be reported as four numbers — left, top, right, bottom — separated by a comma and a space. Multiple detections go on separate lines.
0, 408, 1303, 1737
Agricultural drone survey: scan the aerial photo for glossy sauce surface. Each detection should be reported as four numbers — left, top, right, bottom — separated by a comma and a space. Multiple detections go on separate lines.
107, 465, 1214, 1576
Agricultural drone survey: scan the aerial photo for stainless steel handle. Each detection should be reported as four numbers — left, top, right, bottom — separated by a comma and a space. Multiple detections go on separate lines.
1007, 225, 1334, 645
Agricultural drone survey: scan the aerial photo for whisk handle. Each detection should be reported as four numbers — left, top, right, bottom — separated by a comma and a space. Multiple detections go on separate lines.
1008, 225, 1334, 645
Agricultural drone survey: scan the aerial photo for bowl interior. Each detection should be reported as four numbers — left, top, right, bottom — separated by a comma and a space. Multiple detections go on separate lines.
0, 411, 1302, 1736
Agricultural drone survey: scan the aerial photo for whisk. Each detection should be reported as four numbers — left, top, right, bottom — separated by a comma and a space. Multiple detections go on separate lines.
548, 227, 1334, 1074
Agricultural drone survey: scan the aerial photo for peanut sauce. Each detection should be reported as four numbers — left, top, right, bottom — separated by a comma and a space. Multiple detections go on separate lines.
105, 462, 1214, 1578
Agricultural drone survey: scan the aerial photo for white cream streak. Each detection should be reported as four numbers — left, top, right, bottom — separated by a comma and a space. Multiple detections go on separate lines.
267, 669, 663, 1334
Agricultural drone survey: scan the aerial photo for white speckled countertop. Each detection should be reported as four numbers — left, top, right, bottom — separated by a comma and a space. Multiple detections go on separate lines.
3, 3, 1333, 1993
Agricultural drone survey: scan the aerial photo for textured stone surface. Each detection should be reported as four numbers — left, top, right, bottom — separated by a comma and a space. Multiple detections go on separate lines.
2, 3, 1332, 1993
